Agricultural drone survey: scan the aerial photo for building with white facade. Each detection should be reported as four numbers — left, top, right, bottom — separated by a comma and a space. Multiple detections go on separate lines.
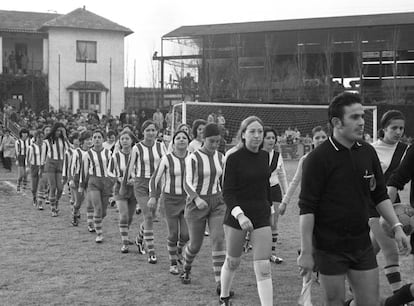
0, 7, 132, 115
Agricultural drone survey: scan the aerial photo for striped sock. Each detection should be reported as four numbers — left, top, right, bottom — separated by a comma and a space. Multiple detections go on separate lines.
212, 250, 226, 283
167, 239, 178, 264
271, 232, 278, 253
86, 212, 94, 227
137, 223, 144, 241
178, 237, 187, 252
183, 245, 197, 272
119, 222, 129, 245
384, 265, 403, 293
143, 229, 155, 255
49, 197, 56, 210
94, 216, 103, 235
37, 190, 45, 204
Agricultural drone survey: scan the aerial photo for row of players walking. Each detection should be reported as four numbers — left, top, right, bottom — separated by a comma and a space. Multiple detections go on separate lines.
9, 92, 414, 305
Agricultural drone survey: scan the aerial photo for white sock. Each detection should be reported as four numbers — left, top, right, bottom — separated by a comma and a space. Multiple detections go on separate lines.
254, 260, 273, 306
220, 256, 238, 298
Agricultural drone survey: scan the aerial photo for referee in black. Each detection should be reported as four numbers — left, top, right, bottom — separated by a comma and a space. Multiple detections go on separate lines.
298, 92, 413, 306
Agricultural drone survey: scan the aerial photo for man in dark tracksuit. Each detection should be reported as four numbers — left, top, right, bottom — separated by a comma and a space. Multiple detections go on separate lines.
297, 92, 413, 306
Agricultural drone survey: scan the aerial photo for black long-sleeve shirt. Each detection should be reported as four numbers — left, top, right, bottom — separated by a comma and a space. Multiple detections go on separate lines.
299, 137, 389, 252
388, 145, 414, 205
223, 146, 272, 219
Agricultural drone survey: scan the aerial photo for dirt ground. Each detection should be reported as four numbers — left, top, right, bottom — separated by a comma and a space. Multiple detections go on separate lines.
0, 161, 412, 305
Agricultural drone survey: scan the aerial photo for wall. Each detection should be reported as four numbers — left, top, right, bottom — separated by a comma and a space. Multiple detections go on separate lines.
47, 28, 125, 115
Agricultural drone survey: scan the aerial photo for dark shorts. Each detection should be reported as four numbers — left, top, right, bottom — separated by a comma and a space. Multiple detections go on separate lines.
17, 155, 26, 167
314, 246, 378, 276
87, 176, 114, 197
184, 193, 226, 222
44, 159, 63, 173
224, 209, 270, 230
114, 181, 136, 203
270, 184, 282, 202
133, 177, 150, 198
164, 193, 186, 219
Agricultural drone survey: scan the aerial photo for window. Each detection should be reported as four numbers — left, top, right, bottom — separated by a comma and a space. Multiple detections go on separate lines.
69, 92, 73, 111
79, 92, 101, 112
76, 41, 97, 63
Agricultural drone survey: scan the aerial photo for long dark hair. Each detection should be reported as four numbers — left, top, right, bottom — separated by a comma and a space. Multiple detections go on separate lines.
44, 122, 66, 143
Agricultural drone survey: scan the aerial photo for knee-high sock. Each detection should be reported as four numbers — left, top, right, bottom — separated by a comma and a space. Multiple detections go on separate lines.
86, 211, 94, 226
271, 231, 278, 254
212, 250, 226, 283
137, 223, 144, 241
94, 217, 103, 235
183, 245, 197, 272
167, 239, 178, 264
49, 197, 56, 210
220, 256, 239, 298
384, 264, 402, 293
177, 238, 187, 255
254, 260, 273, 306
384, 284, 413, 306
119, 222, 129, 245
144, 229, 155, 255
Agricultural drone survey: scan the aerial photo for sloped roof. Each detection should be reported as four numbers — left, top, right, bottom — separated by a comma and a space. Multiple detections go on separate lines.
40, 8, 133, 36
164, 11, 414, 38
0, 10, 60, 33
67, 81, 108, 91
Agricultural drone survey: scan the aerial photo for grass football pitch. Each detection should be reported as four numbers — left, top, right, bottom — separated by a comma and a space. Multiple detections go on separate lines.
0, 160, 412, 305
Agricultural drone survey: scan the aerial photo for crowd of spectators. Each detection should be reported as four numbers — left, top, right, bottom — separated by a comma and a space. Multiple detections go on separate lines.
1, 104, 177, 142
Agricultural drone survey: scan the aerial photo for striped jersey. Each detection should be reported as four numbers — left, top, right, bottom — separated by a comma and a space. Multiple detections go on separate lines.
185, 150, 224, 201
80, 148, 112, 187
62, 149, 74, 178
108, 151, 131, 180
26, 143, 43, 166
15, 138, 30, 157
71, 148, 88, 178
42, 138, 70, 162
127, 141, 166, 179
149, 152, 189, 197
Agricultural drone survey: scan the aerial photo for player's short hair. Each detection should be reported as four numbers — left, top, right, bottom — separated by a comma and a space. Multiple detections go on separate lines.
328, 92, 361, 127
141, 120, 157, 133
19, 128, 29, 137
172, 130, 190, 144
311, 125, 327, 136
107, 130, 116, 138
69, 132, 80, 143
79, 130, 92, 144
263, 126, 278, 138
92, 129, 105, 138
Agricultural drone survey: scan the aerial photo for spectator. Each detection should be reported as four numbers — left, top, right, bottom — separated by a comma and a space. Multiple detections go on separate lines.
217, 109, 226, 127
165, 108, 173, 131
153, 108, 164, 131
0, 129, 15, 171
207, 112, 217, 124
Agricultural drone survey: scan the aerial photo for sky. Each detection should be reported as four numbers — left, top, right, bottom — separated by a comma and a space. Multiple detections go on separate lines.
3, 0, 414, 87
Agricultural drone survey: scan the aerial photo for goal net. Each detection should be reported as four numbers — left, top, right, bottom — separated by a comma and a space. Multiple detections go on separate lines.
172, 101, 377, 145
